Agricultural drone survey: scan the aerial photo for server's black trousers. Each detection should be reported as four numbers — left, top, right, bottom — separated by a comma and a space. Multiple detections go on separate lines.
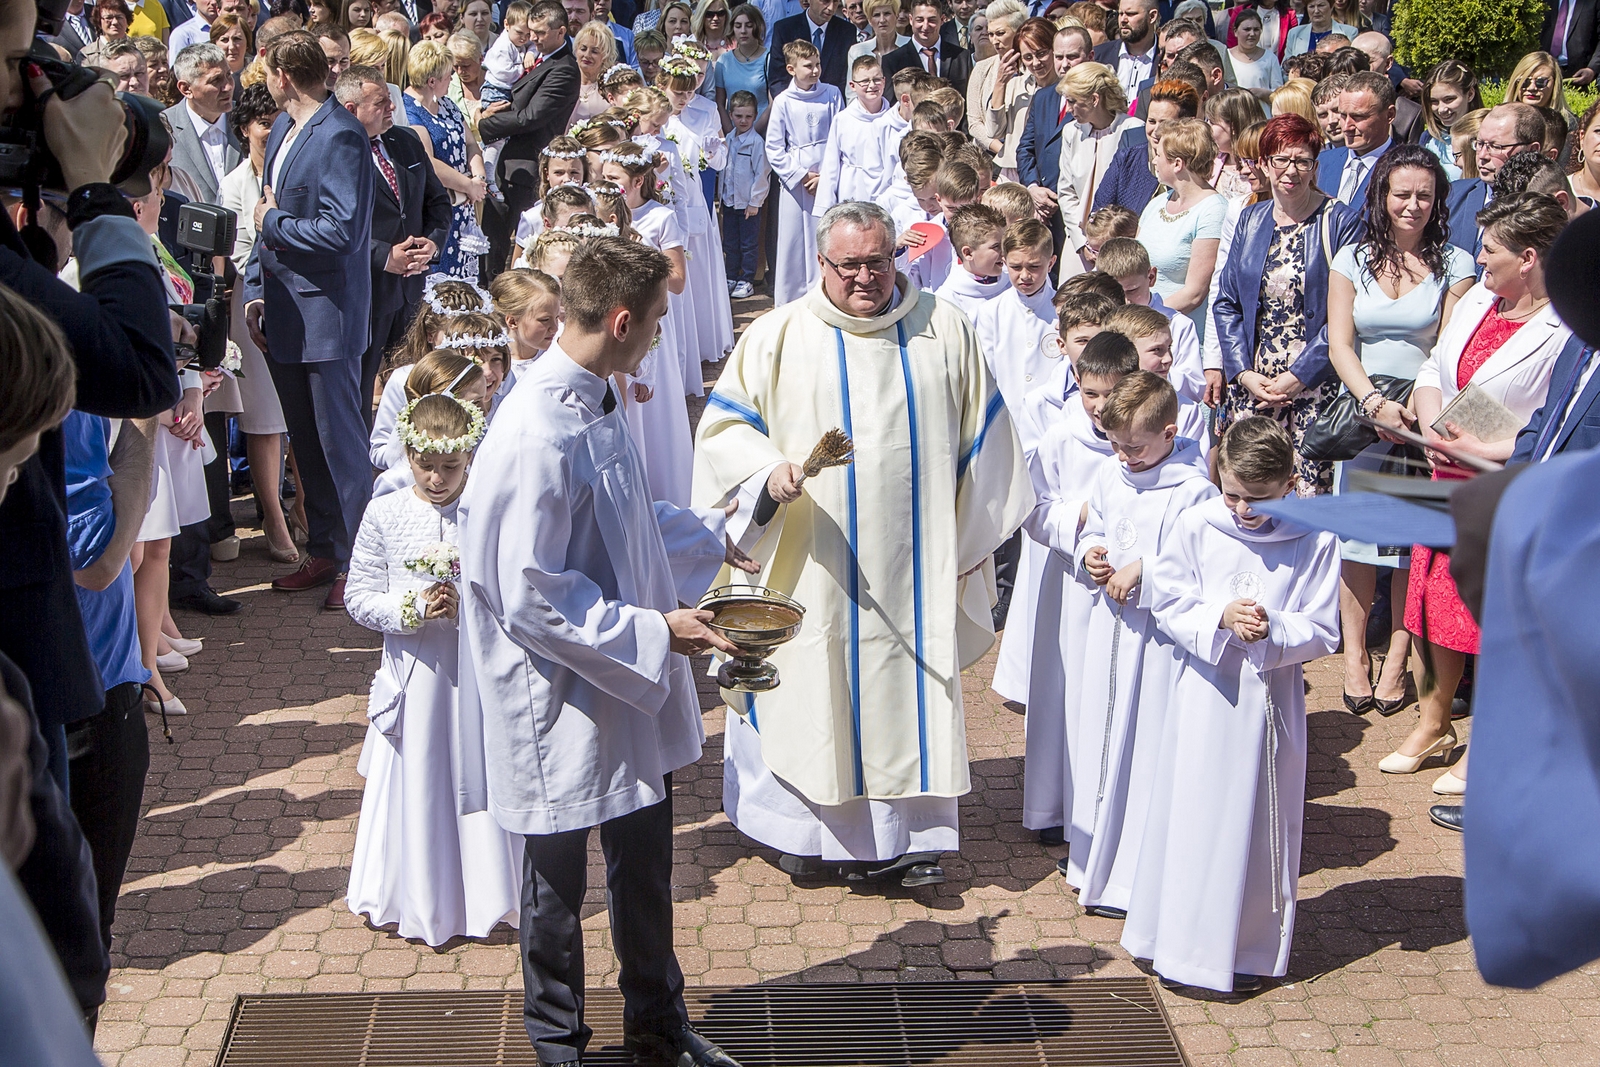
519, 774, 688, 1063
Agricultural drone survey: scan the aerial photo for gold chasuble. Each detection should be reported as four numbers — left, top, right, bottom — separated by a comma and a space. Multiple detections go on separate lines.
692, 278, 1034, 807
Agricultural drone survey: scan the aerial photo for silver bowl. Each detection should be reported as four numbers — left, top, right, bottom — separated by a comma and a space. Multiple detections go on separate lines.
698, 585, 805, 692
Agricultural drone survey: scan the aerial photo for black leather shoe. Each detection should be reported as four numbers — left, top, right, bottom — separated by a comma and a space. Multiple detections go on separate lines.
1057, 856, 1071, 877
623, 1023, 740, 1067
170, 588, 242, 615
1429, 804, 1464, 832
1038, 826, 1065, 846
1084, 904, 1127, 919
1231, 973, 1264, 993
900, 863, 945, 887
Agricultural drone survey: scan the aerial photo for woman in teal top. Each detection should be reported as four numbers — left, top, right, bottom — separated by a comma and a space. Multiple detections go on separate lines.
715, 3, 770, 117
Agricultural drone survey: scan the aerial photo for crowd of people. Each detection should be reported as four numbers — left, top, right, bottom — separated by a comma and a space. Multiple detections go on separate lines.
5, 0, 1600, 1061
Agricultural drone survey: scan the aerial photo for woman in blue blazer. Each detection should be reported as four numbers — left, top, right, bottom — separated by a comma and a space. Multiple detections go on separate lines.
1214, 113, 1363, 495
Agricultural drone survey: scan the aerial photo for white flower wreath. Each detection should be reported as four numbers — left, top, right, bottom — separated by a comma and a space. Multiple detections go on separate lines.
439, 329, 512, 350
541, 144, 588, 159
555, 222, 621, 239
598, 146, 654, 166
423, 274, 494, 315
396, 392, 487, 456
660, 53, 701, 78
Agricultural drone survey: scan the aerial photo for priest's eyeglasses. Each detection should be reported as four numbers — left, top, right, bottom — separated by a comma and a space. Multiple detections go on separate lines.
821, 253, 895, 280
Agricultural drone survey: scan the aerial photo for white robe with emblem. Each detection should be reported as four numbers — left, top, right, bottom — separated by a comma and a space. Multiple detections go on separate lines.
1016, 397, 1117, 832
1064, 437, 1217, 909
456, 347, 728, 834
692, 278, 1034, 860
1121, 500, 1339, 991
766, 82, 842, 306
814, 97, 897, 216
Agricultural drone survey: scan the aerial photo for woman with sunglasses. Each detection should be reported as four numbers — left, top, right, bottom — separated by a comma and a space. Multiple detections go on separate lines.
692, 0, 733, 62
1506, 52, 1572, 124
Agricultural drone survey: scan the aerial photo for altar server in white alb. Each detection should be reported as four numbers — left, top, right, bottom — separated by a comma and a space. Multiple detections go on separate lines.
932, 205, 1011, 320
766, 40, 842, 306
693, 202, 1034, 888
345, 390, 521, 947
813, 55, 897, 216
1017, 332, 1137, 844
1066, 371, 1216, 918
1123, 418, 1339, 994
457, 239, 753, 1067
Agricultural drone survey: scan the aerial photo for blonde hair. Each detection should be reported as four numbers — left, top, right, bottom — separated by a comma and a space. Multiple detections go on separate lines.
1154, 116, 1217, 176
574, 21, 620, 72
981, 181, 1035, 224
525, 228, 582, 271
405, 349, 486, 400
1506, 51, 1568, 118
490, 267, 561, 319
1270, 78, 1318, 127
863, 0, 896, 17
406, 37, 451, 86
1061, 61, 1128, 118
1452, 108, 1488, 180
1102, 303, 1171, 341
1094, 236, 1150, 280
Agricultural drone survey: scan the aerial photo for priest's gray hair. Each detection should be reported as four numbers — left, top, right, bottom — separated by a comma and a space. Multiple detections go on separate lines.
816, 202, 895, 259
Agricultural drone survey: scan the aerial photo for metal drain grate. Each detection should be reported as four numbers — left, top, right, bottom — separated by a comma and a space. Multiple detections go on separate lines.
214, 979, 1188, 1066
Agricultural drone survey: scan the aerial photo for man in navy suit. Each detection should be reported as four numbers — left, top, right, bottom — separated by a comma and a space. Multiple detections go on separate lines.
1542, 0, 1600, 84
1512, 337, 1600, 463
880, 0, 973, 95
337, 65, 453, 428
771, 0, 866, 93
1019, 24, 1092, 275
244, 31, 376, 610
1315, 71, 1395, 209
1444, 102, 1547, 258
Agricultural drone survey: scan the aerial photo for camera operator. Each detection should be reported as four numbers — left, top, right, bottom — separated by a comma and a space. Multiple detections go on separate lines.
0, 0, 184, 1023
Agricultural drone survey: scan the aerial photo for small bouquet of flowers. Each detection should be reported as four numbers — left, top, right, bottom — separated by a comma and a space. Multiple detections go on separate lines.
405, 542, 461, 583
222, 340, 243, 375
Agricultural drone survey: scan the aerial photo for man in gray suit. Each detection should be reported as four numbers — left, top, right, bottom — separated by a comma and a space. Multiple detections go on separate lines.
164, 43, 241, 205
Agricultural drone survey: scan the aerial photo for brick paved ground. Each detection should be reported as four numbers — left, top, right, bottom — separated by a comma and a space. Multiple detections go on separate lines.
95, 299, 1600, 1066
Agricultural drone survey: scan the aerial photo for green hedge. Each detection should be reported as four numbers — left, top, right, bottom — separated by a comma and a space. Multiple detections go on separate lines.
1479, 80, 1600, 117
1392, 0, 1547, 79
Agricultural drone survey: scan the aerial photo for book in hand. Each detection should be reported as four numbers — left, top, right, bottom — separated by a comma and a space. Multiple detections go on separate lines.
1431, 383, 1526, 445
1356, 415, 1503, 474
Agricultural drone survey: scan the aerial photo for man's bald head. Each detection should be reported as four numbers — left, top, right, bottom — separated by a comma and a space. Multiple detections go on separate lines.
1352, 31, 1391, 73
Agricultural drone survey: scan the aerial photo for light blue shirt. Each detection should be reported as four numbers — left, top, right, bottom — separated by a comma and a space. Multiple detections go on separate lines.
715, 47, 771, 112
1331, 241, 1476, 379
1137, 191, 1229, 341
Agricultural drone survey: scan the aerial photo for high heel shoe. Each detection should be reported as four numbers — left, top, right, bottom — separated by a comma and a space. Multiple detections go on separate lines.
265, 534, 301, 564
155, 650, 189, 673
1343, 691, 1376, 715
167, 635, 203, 657
1379, 730, 1456, 774
287, 510, 310, 546
1373, 674, 1418, 717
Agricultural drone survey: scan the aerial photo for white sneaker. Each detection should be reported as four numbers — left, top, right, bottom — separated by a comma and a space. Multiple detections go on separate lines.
731, 281, 754, 299
156, 650, 190, 673
167, 636, 203, 657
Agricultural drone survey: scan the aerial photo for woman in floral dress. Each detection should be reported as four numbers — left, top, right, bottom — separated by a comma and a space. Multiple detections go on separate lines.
1214, 114, 1361, 496
405, 40, 489, 278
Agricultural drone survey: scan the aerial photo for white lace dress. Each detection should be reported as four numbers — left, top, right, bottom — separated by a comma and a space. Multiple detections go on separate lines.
344, 488, 521, 946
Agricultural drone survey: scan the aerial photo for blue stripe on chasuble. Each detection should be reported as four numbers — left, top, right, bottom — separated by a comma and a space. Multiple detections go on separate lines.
834, 329, 866, 797
704, 391, 769, 436
896, 323, 930, 792
746, 694, 758, 732
957, 391, 1007, 480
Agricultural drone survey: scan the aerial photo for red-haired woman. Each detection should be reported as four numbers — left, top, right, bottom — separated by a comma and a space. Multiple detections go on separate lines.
1213, 113, 1362, 496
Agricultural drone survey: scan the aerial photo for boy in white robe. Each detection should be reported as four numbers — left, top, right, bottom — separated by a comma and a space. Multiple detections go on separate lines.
972, 218, 1060, 450
1097, 237, 1208, 407
814, 56, 896, 216
1016, 330, 1138, 844
1065, 371, 1217, 918
991, 291, 1116, 708
765, 41, 842, 306
932, 204, 1011, 320
1123, 417, 1339, 993
457, 239, 751, 1067
1101, 304, 1210, 449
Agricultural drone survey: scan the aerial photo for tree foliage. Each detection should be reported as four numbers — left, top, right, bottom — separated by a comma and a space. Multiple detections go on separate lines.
1393, 0, 1547, 79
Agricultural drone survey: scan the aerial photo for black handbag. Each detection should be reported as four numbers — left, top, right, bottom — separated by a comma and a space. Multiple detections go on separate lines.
1300, 374, 1415, 462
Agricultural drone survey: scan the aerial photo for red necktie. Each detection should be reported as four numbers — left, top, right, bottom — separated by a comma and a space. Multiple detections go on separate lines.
371, 137, 400, 200
1058, 98, 1068, 124
922, 47, 936, 74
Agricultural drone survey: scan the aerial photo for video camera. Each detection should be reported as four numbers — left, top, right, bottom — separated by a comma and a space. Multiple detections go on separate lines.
171, 202, 239, 373
0, 0, 171, 196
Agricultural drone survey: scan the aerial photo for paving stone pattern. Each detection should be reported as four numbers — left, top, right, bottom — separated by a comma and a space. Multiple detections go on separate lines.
95, 298, 1600, 1066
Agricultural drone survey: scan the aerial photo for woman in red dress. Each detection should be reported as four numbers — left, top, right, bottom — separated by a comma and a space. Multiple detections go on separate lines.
1382, 192, 1573, 788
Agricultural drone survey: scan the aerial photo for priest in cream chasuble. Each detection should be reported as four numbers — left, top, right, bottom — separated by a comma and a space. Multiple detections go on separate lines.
692, 202, 1034, 884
